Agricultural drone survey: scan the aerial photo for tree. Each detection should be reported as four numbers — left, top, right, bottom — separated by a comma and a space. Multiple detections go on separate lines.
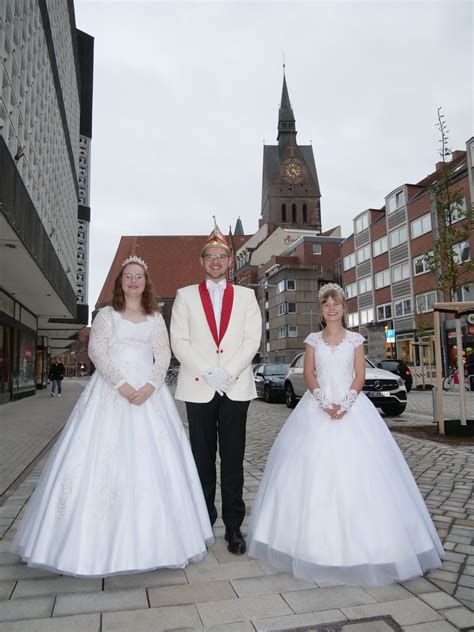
425, 108, 474, 299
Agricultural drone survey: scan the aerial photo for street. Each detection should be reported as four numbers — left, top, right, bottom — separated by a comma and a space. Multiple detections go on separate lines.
0, 382, 473, 631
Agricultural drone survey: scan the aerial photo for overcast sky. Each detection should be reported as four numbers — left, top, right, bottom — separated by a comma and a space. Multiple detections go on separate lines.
74, 0, 473, 311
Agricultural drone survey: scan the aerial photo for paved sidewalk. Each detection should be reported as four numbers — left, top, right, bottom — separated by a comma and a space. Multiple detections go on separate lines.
0, 387, 473, 630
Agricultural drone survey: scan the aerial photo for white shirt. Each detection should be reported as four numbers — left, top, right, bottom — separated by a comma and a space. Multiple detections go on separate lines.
206, 279, 226, 332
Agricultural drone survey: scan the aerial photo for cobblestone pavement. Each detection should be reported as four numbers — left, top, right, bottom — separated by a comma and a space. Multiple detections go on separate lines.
0, 386, 473, 631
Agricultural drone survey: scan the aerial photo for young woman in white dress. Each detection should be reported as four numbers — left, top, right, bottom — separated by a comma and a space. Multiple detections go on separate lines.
13, 256, 213, 577
247, 283, 444, 587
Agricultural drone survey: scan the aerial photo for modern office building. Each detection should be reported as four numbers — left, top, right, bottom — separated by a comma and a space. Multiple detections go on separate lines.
0, 1, 93, 402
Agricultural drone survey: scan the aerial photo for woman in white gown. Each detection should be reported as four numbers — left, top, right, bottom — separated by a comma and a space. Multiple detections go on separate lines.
13, 256, 213, 577
247, 283, 444, 587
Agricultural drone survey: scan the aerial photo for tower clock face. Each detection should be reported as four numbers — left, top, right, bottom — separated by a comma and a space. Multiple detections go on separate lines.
284, 161, 302, 180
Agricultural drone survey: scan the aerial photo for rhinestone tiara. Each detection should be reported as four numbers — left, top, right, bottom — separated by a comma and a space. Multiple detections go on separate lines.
121, 255, 148, 270
318, 282, 344, 300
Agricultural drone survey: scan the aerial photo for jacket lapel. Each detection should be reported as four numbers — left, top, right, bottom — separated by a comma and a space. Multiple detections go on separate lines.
218, 283, 234, 344
198, 281, 219, 347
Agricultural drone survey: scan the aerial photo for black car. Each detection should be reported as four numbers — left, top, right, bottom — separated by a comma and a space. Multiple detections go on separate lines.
254, 363, 289, 403
368, 358, 413, 392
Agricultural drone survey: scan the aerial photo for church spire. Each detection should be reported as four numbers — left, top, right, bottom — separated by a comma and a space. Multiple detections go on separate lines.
277, 70, 296, 149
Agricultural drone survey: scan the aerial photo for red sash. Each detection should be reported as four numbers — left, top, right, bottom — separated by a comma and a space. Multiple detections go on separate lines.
198, 281, 234, 348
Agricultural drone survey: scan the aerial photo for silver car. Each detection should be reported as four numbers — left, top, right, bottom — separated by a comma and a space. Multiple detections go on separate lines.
284, 354, 407, 416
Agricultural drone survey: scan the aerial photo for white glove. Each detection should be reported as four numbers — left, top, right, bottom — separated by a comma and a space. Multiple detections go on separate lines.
219, 376, 236, 394
312, 388, 331, 409
340, 389, 358, 412
202, 367, 232, 389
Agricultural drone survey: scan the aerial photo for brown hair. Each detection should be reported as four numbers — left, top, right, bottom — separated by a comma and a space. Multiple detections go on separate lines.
319, 288, 347, 329
111, 264, 158, 315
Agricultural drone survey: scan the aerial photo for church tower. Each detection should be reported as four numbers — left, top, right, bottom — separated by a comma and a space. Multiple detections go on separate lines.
260, 73, 322, 232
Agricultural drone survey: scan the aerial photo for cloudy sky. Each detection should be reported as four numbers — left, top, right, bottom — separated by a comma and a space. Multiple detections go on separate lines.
74, 0, 473, 310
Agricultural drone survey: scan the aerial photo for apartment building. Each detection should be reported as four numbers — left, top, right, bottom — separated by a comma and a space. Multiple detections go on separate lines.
341, 140, 474, 367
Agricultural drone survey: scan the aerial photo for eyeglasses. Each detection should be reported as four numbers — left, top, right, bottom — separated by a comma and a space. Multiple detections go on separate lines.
202, 254, 229, 262
123, 273, 145, 282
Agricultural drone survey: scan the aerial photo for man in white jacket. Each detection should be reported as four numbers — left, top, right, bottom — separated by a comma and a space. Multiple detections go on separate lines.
171, 226, 261, 554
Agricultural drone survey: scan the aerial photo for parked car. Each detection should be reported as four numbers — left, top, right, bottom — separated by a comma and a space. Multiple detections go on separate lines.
368, 357, 413, 392
284, 354, 407, 416
253, 363, 289, 403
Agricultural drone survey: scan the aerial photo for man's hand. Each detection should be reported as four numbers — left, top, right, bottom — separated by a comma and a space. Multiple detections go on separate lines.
118, 383, 138, 401
129, 383, 155, 406
202, 368, 232, 389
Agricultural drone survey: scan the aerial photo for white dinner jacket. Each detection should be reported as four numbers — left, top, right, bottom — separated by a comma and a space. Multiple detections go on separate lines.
170, 283, 262, 403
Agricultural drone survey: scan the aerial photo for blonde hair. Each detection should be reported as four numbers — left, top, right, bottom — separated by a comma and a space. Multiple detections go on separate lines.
319, 288, 347, 328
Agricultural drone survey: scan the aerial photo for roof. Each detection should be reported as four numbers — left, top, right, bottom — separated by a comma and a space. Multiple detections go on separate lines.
96, 234, 250, 307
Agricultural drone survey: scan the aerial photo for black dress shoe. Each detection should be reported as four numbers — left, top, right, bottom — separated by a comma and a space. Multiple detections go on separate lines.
224, 527, 246, 555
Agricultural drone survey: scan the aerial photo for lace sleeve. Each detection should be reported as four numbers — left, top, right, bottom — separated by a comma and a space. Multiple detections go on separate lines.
146, 313, 171, 390
304, 332, 319, 348
349, 332, 366, 348
88, 308, 127, 389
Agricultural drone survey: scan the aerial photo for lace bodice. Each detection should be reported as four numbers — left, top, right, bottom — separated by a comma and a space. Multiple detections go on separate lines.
88, 307, 171, 390
304, 330, 365, 401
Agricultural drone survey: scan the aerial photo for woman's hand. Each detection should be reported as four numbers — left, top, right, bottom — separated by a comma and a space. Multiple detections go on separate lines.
118, 383, 137, 401
129, 383, 155, 406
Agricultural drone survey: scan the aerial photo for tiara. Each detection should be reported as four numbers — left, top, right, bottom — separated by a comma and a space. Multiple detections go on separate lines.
121, 255, 148, 270
318, 282, 344, 300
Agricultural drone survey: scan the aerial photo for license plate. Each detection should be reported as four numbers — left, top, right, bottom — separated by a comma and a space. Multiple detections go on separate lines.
366, 391, 391, 397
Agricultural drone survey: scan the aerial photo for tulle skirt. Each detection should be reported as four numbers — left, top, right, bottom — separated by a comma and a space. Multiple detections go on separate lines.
13, 373, 213, 577
247, 391, 444, 587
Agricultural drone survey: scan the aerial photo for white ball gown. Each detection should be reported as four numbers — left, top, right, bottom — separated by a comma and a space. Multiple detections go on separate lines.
13, 307, 213, 577
247, 330, 444, 587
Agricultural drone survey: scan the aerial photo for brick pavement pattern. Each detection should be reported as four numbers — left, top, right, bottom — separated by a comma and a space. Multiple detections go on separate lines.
0, 384, 473, 630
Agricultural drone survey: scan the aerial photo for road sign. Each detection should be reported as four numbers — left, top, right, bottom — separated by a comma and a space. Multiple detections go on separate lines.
385, 329, 395, 343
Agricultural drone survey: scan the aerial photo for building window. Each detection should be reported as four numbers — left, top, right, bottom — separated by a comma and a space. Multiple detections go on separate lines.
453, 240, 470, 264
356, 245, 370, 264
410, 213, 432, 239
312, 244, 321, 255
391, 261, 409, 283
377, 303, 392, 321
278, 325, 297, 338
375, 268, 390, 289
413, 252, 432, 276
360, 307, 374, 325
446, 197, 467, 224
358, 276, 372, 294
292, 203, 297, 223
416, 291, 437, 314
355, 213, 369, 234
345, 282, 357, 299
388, 189, 405, 214
394, 296, 412, 317
287, 302, 297, 313
372, 235, 388, 257
303, 203, 308, 223
389, 225, 407, 248
281, 203, 287, 222
343, 252, 356, 271
277, 279, 296, 293
347, 312, 359, 328
277, 303, 286, 316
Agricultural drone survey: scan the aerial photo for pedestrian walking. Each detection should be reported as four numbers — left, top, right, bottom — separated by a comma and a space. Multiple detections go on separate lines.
12, 256, 213, 576
248, 282, 444, 586
170, 223, 261, 554
49, 360, 65, 397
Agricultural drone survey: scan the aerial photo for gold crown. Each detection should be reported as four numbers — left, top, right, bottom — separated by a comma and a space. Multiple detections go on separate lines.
318, 282, 344, 300
121, 255, 148, 270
